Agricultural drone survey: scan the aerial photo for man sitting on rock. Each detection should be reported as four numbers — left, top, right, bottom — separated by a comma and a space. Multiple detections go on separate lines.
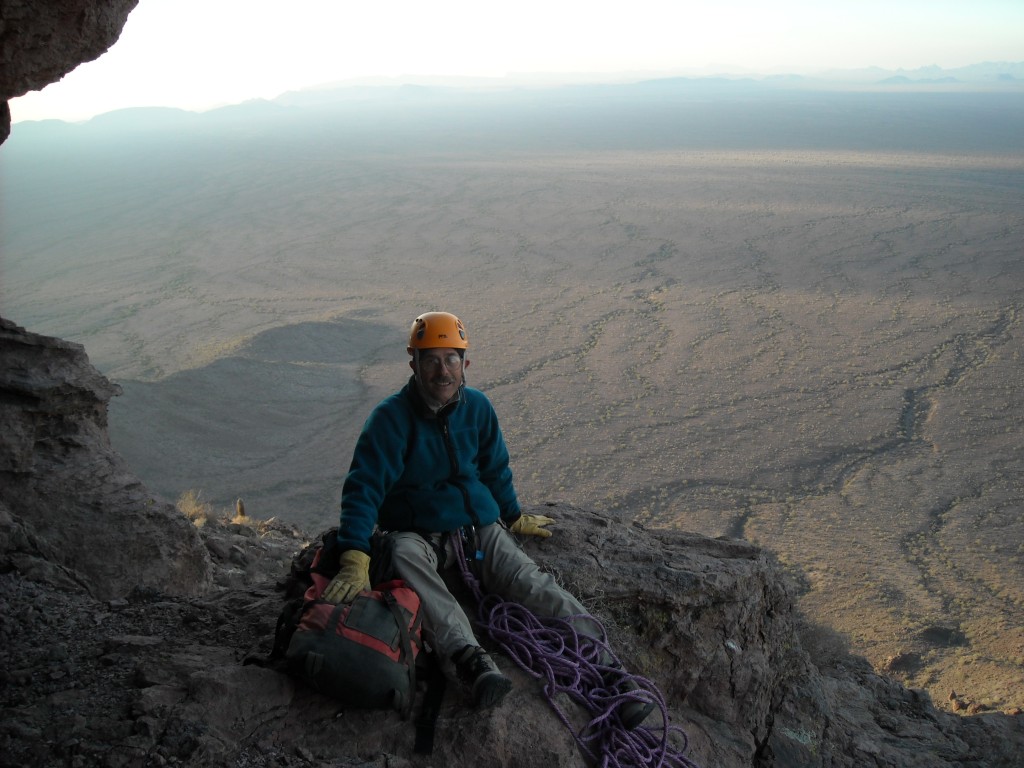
321, 310, 652, 729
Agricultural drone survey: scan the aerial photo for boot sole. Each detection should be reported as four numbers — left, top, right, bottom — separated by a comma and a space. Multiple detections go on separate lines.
620, 700, 656, 730
473, 671, 513, 708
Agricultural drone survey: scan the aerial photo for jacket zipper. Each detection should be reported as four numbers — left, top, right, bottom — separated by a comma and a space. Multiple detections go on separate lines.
439, 414, 481, 527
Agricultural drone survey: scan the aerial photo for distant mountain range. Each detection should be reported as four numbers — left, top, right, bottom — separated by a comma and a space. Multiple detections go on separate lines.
10, 62, 1024, 131
814, 60, 1024, 83
284, 61, 1024, 92
270, 62, 1024, 108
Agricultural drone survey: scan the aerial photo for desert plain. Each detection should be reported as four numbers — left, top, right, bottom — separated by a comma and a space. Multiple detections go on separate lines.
2, 85, 1023, 717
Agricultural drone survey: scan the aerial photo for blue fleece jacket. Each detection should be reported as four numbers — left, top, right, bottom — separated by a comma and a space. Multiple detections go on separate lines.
337, 377, 522, 553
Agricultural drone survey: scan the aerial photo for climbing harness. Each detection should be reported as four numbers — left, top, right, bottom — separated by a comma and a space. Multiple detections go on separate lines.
451, 531, 700, 768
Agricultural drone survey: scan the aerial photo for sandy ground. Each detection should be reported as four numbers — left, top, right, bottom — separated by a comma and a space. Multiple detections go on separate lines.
4, 136, 1023, 718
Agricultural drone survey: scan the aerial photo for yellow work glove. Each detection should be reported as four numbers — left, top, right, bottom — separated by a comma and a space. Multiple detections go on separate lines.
509, 513, 555, 538
321, 550, 371, 604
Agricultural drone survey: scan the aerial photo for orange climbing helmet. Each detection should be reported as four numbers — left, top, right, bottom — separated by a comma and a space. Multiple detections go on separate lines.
407, 311, 469, 352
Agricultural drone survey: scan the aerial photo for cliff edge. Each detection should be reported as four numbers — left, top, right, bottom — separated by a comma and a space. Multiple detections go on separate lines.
2, 317, 1022, 768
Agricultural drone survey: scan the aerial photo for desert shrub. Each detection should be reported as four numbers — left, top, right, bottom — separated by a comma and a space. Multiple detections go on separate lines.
177, 490, 254, 529
176, 489, 213, 526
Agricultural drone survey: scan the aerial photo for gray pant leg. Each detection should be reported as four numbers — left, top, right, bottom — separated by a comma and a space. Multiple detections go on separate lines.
476, 523, 603, 639
388, 531, 477, 658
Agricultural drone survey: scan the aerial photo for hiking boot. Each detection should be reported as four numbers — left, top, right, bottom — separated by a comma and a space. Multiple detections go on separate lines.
453, 645, 512, 708
608, 674, 655, 730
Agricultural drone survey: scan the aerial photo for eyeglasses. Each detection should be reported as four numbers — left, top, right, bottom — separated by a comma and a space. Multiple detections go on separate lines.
417, 352, 464, 371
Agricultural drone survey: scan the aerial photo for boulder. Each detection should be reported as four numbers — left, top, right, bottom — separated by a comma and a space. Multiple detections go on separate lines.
0, 0, 139, 142
0, 317, 213, 600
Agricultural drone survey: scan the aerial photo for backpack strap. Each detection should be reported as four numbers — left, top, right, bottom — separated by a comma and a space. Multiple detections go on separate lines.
380, 585, 446, 754
242, 595, 309, 669
414, 651, 447, 755
382, 590, 417, 719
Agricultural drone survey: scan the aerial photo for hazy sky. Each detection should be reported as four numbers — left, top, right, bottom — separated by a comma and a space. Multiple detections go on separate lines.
10, 0, 1024, 123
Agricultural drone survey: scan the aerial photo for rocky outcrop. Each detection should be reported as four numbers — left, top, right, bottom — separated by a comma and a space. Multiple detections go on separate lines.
1, 316, 1022, 767
0, 0, 138, 142
0, 318, 212, 600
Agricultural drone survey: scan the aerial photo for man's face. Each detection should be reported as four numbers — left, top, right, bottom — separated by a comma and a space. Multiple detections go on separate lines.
411, 347, 469, 406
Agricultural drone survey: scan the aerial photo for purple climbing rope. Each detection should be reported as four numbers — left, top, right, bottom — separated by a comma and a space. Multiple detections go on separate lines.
451, 531, 700, 768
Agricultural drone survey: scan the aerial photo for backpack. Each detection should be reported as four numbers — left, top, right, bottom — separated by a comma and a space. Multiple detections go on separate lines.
247, 529, 445, 754
283, 548, 422, 714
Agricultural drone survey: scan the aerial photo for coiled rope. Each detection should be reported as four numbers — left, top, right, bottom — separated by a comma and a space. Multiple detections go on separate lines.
451, 531, 700, 768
